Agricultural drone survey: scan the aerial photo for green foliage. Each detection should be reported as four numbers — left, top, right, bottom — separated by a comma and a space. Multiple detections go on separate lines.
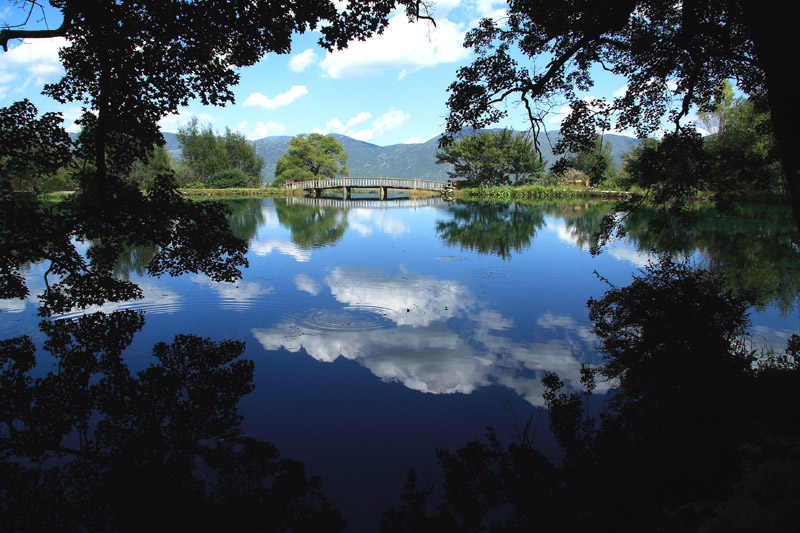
0, 170, 248, 315
128, 145, 173, 189
177, 118, 263, 187
704, 94, 783, 208
621, 92, 781, 213
461, 184, 612, 200
436, 202, 545, 259
383, 259, 800, 532
272, 165, 316, 186
443, 1, 800, 232
436, 129, 544, 187
207, 168, 255, 189
273, 199, 348, 248
697, 80, 736, 136
0, 99, 73, 193
560, 136, 618, 187
0, 310, 346, 531
273, 133, 349, 186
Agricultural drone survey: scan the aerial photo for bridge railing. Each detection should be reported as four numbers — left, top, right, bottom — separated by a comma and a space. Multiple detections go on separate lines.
284, 177, 446, 191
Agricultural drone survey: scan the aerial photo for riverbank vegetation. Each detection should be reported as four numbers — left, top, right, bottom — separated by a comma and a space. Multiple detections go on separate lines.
272, 134, 349, 187
3, 0, 800, 530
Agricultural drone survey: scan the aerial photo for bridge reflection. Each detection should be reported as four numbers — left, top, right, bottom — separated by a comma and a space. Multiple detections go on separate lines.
284, 197, 452, 209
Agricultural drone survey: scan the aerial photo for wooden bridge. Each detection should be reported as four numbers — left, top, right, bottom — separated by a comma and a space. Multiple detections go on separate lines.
284, 177, 454, 199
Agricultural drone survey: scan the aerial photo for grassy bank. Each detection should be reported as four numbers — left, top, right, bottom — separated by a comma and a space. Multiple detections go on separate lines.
178, 187, 288, 198
456, 184, 636, 200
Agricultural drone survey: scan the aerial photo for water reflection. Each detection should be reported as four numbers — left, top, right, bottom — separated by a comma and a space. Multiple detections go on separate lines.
1, 310, 344, 530
274, 199, 348, 249
251, 265, 602, 405
436, 202, 545, 259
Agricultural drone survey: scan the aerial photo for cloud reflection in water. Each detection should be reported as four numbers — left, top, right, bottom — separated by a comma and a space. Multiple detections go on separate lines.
252, 266, 603, 405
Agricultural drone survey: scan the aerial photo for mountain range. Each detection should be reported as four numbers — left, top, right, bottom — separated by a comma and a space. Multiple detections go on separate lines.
161, 130, 640, 184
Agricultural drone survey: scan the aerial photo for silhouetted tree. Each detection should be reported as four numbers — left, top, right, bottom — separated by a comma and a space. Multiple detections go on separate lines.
0, 310, 345, 531
444, 1, 800, 232
382, 258, 800, 531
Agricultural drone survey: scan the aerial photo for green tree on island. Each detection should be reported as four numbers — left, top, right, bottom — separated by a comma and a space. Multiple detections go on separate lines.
622, 88, 782, 214
272, 133, 349, 186
435, 129, 544, 188
177, 118, 264, 188
554, 135, 618, 188
443, 1, 800, 232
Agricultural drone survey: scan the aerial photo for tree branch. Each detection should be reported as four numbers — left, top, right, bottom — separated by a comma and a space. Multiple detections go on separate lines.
0, 5, 72, 52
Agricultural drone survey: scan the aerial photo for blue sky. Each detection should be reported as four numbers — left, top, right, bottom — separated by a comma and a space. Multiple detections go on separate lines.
1, 0, 635, 146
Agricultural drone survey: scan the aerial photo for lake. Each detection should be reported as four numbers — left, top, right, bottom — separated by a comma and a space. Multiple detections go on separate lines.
3, 196, 799, 530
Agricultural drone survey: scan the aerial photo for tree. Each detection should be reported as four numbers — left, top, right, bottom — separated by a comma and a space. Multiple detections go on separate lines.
435, 129, 543, 187
0, 99, 73, 193
443, 1, 800, 232
622, 92, 782, 212
698, 80, 736, 137
0, 0, 431, 313
128, 145, 173, 190
382, 259, 800, 532
0, 310, 346, 531
177, 118, 264, 187
273, 133, 349, 186
555, 135, 617, 187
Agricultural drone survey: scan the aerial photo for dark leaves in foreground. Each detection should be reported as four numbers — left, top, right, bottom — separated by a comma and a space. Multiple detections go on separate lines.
0, 310, 344, 532
0, 170, 248, 316
383, 259, 800, 532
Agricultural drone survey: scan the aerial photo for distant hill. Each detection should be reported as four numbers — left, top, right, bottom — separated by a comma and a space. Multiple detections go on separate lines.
84, 130, 641, 184
250, 131, 640, 183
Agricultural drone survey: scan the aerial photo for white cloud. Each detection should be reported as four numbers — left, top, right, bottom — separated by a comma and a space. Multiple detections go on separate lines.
315, 107, 408, 141
319, 13, 468, 79
472, 0, 507, 21
158, 109, 218, 133
288, 49, 319, 72
250, 121, 286, 139
191, 275, 274, 311
348, 111, 372, 126
243, 85, 308, 109
294, 274, 322, 295
404, 136, 422, 144
432, 0, 464, 17
613, 85, 628, 98
349, 209, 409, 238
250, 265, 602, 405
59, 106, 84, 133
374, 107, 409, 135
250, 239, 311, 262
350, 128, 374, 142
316, 112, 372, 135
547, 105, 571, 126
0, 37, 66, 95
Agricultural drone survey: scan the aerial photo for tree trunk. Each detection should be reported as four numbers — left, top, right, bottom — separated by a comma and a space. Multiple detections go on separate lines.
744, 2, 800, 232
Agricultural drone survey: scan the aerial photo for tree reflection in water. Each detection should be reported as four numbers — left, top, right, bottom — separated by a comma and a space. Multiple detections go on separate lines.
274, 199, 348, 249
382, 259, 800, 532
436, 202, 546, 259
0, 310, 344, 531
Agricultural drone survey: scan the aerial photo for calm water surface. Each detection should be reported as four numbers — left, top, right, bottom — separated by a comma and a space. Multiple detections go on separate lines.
3, 196, 798, 530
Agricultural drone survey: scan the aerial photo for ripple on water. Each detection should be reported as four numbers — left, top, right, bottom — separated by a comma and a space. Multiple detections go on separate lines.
436, 255, 467, 262
293, 308, 393, 333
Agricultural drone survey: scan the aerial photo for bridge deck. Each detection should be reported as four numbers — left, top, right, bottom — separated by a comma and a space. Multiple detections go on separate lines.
285, 177, 448, 191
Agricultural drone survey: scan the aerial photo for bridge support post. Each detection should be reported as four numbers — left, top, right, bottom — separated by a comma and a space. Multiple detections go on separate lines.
343, 186, 351, 199
379, 186, 388, 200
313, 188, 322, 198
